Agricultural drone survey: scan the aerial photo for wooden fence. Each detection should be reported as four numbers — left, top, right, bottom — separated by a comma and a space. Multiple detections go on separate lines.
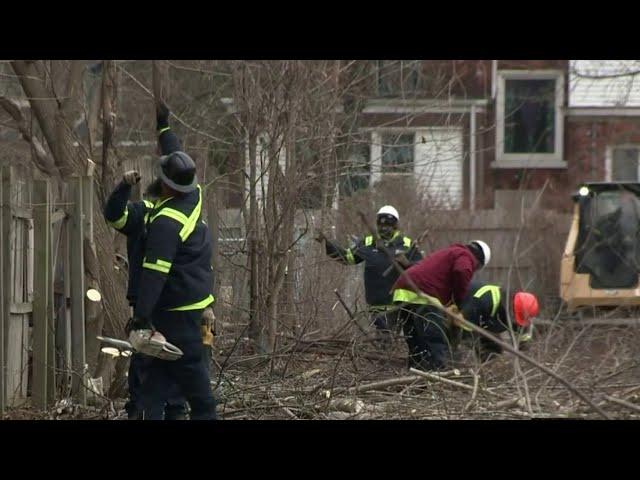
0, 165, 92, 415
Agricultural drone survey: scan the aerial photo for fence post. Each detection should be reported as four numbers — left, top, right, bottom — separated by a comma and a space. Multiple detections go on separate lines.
61, 220, 72, 396
47, 234, 56, 406
69, 176, 86, 406
0, 167, 6, 415
32, 179, 51, 410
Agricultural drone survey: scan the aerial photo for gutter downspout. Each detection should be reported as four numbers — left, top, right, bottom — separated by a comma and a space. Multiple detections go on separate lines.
470, 105, 477, 211
491, 60, 497, 99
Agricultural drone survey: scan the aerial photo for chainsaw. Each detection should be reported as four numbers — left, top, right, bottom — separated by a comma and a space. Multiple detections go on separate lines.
97, 330, 183, 361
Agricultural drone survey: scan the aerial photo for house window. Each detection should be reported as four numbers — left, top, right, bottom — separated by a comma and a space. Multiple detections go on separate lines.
504, 79, 555, 153
495, 70, 566, 168
381, 133, 415, 174
376, 60, 422, 96
611, 146, 640, 181
340, 140, 371, 196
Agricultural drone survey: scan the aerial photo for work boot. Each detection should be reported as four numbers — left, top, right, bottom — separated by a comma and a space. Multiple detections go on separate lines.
165, 401, 188, 420
127, 410, 143, 420
165, 412, 188, 420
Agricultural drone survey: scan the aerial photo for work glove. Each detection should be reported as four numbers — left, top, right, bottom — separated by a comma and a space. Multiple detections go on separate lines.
125, 316, 153, 336
201, 307, 216, 346
123, 170, 141, 186
447, 305, 472, 332
202, 307, 216, 331
156, 100, 170, 131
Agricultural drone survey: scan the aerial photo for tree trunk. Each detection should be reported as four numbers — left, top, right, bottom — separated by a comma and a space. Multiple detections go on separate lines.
11, 60, 129, 394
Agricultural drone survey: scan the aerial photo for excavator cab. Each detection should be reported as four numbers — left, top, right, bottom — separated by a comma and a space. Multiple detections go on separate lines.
560, 182, 640, 311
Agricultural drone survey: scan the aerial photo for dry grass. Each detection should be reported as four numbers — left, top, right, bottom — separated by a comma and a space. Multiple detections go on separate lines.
5, 319, 640, 420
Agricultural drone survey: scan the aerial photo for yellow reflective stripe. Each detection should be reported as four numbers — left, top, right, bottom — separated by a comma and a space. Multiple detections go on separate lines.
158, 127, 171, 134
149, 186, 202, 242
154, 196, 174, 210
403, 236, 412, 248
169, 294, 215, 311
142, 258, 172, 274
178, 186, 202, 241
391, 231, 400, 241
392, 288, 443, 307
143, 200, 154, 225
109, 208, 128, 229
143, 262, 171, 274
345, 248, 356, 265
365, 235, 373, 246
474, 285, 501, 317
152, 207, 189, 225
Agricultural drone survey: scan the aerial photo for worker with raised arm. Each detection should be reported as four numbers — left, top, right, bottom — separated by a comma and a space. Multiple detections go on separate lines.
316, 206, 422, 342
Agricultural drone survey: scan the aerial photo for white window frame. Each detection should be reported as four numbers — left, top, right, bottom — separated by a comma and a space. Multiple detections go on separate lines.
605, 144, 640, 181
494, 69, 566, 168
370, 130, 417, 184
370, 127, 463, 194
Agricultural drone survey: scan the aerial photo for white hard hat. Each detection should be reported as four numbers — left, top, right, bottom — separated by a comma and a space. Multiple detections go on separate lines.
377, 205, 399, 222
470, 240, 491, 268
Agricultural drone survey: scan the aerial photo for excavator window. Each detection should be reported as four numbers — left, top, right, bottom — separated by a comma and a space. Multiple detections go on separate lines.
574, 187, 640, 289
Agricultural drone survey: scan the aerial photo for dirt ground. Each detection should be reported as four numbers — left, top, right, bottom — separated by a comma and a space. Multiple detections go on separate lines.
4, 321, 640, 420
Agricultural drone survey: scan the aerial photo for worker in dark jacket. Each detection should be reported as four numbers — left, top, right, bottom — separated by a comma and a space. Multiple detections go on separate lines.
459, 281, 539, 361
103, 105, 188, 420
128, 126, 217, 420
391, 241, 491, 371
316, 206, 422, 337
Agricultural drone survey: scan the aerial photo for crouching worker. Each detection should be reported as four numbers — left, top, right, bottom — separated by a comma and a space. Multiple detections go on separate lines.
391, 241, 491, 371
458, 281, 539, 362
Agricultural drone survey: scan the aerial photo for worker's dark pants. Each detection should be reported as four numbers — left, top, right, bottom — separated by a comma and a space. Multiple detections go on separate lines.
370, 308, 401, 349
398, 304, 451, 371
371, 308, 400, 331
125, 353, 187, 420
465, 317, 524, 360
141, 309, 217, 420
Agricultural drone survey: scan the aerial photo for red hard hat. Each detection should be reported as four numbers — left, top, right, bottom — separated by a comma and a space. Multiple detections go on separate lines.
513, 292, 539, 327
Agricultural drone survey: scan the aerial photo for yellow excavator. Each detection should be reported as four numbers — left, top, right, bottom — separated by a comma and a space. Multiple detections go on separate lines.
560, 182, 640, 317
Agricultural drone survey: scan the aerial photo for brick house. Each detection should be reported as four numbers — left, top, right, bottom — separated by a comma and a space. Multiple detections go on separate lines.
214, 60, 640, 214
346, 60, 640, 212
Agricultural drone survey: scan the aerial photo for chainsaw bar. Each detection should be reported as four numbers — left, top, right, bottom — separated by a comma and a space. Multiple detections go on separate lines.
97, 335, 134, 351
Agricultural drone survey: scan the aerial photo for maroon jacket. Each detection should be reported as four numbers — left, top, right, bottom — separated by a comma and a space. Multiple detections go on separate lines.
392, 243, 479, 306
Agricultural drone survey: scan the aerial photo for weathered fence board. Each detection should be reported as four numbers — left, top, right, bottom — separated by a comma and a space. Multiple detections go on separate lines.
2, 166, 32, 407
32, 179, 51, 409
69, 176, 86, 406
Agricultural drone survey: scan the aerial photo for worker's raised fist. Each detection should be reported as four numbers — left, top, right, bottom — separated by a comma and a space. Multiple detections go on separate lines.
123, 170, 141, 185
